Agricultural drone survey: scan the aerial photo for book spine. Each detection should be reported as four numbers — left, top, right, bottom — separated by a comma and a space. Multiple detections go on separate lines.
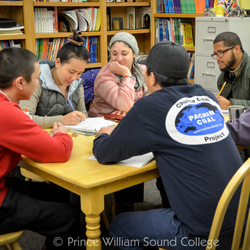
53, 7, 58, 32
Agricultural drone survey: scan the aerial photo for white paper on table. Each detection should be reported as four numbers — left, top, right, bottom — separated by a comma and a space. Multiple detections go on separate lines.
66, 117, 116, 133
89, 152, 154, 168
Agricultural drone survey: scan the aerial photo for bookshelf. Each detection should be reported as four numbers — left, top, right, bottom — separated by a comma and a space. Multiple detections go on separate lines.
0, 1, 26, 48
150, 0, 203, 84
0, 0, 153, 70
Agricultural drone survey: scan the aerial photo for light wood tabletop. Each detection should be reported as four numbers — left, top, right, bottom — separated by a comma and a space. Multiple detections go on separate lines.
18, 132, 159, 249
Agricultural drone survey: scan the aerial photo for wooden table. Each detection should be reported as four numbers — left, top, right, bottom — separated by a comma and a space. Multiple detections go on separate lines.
18, 133, 159, 250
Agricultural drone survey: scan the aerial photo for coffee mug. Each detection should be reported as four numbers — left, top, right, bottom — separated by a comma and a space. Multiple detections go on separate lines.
228, 105, 245, 120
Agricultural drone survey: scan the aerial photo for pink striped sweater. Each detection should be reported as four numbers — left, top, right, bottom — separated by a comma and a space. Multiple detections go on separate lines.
88, 63, 148, 117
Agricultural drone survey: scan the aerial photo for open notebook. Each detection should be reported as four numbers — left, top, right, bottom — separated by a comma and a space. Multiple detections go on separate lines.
66, 117, 116, 134
89, 152, 154, 168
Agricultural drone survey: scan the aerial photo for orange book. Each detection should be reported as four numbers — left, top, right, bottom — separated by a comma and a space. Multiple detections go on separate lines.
195, 0, 205, 14
42, 38, 49, 59
169, 18, 175, 42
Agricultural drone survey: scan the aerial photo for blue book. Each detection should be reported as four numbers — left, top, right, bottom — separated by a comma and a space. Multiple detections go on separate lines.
159, 19, 164, 41
167, 20, 173, 42
164, 0, 169, 13
157, 0, 160, 13
168, 0, 175, 13
89, 36, 96, 63
205, 0, 209, 7
164, 19, 169, 40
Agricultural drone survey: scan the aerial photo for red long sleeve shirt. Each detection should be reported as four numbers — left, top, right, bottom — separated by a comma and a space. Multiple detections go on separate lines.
0, 93, 73, 205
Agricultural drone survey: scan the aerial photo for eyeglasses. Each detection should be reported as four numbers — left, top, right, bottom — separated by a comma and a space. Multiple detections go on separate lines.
211, 45, 236, 59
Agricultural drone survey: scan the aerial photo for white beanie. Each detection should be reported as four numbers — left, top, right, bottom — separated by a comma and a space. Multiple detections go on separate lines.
108, 32, 139, 55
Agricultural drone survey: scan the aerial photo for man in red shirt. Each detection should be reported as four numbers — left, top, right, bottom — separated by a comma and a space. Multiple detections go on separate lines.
0, 47, 78, 249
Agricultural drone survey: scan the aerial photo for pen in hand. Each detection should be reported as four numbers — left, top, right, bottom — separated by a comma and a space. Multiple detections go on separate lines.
68, 98, 75, 111
217, 81, 226, 96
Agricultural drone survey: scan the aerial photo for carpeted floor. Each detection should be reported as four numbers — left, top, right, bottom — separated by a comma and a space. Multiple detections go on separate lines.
1, 179, 162, 250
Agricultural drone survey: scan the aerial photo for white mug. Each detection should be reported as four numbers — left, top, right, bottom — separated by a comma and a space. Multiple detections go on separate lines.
228, 105, 245, 120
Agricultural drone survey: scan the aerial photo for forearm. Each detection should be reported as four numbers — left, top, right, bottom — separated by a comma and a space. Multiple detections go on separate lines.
77, 86, 89, 117
93, 108, 153, 164
2, 107, 73, 163
32, 115, 63, 128
227, 109, 250, 146
96, 75, 135, 112
230, 99, 250, 109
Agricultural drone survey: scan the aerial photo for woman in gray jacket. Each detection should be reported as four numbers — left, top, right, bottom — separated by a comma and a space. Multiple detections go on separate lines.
19, 31, 89, 128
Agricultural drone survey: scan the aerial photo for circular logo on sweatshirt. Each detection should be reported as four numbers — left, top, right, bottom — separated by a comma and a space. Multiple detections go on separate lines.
166, 96, 228, 145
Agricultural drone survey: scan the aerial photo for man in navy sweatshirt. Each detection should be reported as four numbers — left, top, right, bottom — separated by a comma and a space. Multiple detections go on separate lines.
93, 41, 243, 250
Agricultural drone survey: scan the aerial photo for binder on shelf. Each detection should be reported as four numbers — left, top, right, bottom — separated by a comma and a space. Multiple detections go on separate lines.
0, 18, 17, 28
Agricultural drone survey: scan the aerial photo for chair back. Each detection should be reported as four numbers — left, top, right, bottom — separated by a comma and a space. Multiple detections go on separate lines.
206, 158, 250, 250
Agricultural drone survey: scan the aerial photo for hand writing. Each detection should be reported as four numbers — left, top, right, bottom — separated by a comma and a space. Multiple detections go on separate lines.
62, 111, 86, 125
216, 96, 232, 110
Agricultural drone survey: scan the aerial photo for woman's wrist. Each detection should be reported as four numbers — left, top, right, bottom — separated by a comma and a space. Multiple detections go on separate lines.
123, 74, 134, 79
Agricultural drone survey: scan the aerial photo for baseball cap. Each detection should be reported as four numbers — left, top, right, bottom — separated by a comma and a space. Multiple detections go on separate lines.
138, 41, 189, 79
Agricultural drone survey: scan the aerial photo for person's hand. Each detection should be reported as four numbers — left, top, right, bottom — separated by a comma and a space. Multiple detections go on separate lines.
98, 126, 115, 136
112, 110, 126, 116
62, 111, 86, 125
109, 61, 131, 76
216, 96, 232, 110
50, 122, 68, 136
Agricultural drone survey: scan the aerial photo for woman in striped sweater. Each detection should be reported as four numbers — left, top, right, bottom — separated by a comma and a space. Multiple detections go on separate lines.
89, 32, 148, 117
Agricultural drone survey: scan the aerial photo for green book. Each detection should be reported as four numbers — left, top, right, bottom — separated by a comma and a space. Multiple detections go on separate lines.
38, 39, 44, 60
180, 0, 186, 13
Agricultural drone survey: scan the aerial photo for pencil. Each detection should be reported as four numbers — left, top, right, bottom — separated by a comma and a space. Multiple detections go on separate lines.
217, 81, 226, 96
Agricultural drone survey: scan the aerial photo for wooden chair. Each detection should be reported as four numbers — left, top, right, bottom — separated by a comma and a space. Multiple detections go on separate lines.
0, 231, 23, 250
159, 158, 250, 250
205, 157, 250, 250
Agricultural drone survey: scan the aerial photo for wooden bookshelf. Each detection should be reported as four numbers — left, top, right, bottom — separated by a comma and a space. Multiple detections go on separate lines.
150, 1, 203, 83
0, 0, 152, 70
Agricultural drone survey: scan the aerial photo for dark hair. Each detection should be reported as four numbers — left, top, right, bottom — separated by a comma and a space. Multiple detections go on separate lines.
0, 47, 38, 89
146, 67, 189, 88
57, 31, 90, 64
213, 32, 243, 51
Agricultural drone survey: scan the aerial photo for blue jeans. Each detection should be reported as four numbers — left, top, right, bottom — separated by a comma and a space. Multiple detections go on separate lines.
109, 208, 233, 250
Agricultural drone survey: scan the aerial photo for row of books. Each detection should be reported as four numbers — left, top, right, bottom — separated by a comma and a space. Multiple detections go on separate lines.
36, 36, 98, 63
35, 8, 58, 33
59, 8, 101, 32
155, 18, 194, 47
157, 0, 207, 14
33, 0, 87, 2
36, 37, 66, 60
0, 40, 21, 50
34, 7, 100, 34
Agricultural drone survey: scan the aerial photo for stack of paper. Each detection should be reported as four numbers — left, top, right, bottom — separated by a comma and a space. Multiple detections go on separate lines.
0, 24, 24, 35
66, 117, 116, 133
